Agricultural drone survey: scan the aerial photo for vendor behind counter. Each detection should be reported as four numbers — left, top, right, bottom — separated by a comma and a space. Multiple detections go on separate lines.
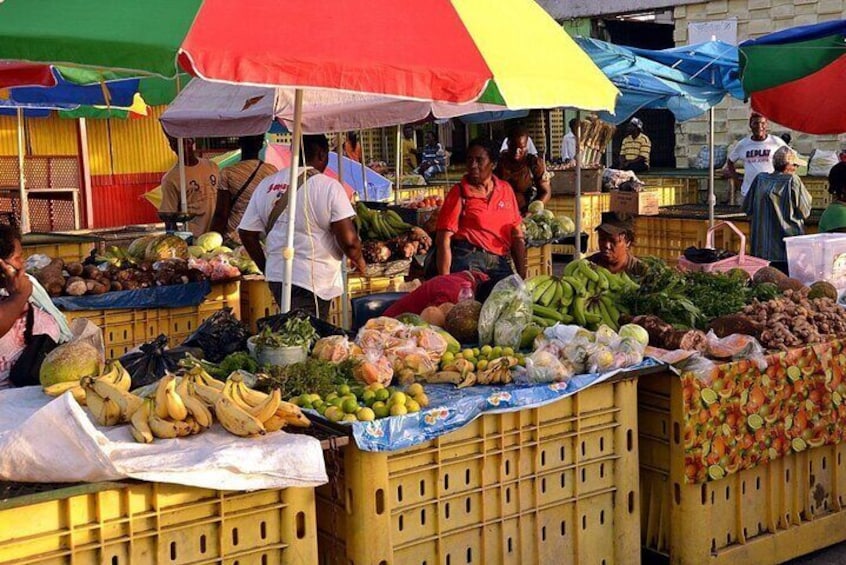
587, 212, 644, 276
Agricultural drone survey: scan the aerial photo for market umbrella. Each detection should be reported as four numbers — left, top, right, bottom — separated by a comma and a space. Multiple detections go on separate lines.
739, 20, 846, 134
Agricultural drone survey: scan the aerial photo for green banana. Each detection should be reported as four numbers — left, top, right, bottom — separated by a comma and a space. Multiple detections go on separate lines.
600, 295, 621, 327
619, 271, 639, 291
559, 279, 574, 300
562, 275, 585, 295
539, 280, 558, 307
527, 275, 551, 294
532, 279, 553, 303
533, 304, 566, 322
562, 259, 582, 277
559, 313, 575, 324
572, 296, 587, 326
532, 315, 554, 328
596, 299, 618, 331
578, 261, 600, 283
551, 279, 564, 307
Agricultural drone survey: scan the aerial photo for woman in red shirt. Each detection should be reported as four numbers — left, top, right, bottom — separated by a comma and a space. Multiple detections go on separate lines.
433, 138, 526, 283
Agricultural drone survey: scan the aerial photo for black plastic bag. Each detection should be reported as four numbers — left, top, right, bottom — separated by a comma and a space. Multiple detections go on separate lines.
682, 246, 736, 265
257, 309, 348, 339
181, 307, 250, 363
120, 335, 202, 389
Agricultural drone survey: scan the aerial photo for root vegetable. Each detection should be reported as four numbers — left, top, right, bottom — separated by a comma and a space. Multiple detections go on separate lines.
65, 276, 87, 296
34, 258, 65, 293
65, 262, 84, 277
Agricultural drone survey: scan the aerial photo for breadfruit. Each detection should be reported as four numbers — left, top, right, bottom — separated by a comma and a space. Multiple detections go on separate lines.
753, 266, 788, 285
809, 280, 838, 301
444, 300, 482, 344
777, 277, 808, 293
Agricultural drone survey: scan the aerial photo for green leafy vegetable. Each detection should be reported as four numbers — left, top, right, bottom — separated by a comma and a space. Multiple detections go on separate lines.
253, 318, 318, 351
254, 358, 359, 399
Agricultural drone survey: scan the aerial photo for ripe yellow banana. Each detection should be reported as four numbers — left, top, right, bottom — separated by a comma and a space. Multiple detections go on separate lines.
182, 393, 213, 428
43, 380, 81, 396
91, 378, 143, 420
165, 386, 189, 422
191, 379, 222, 406
154, 375, 176, 419
263, 414, 287, 432
223, 379, 254, 412
214, 394, 266, 437
130, 399, 154, 444
248, 388, 281, 423
99, 359, 132, 392
175, 376, 191, 399
274, 401, 311, 427
190, 366, 224, 390
148, 406, 191, 439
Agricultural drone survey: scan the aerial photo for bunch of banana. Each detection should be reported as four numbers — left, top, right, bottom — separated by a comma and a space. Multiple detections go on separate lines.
475, 356, 519, 385
354, 202, 413, 241
81, 365, 143, 427
423, 358, 478, 388
129, 374, 213, 442
526, 260, 638, 331
44, 359, 133, 406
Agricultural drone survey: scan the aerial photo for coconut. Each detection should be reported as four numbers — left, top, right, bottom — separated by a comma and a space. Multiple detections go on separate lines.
39, 341, 102, 387
809, 281, 838, 301
753, 266, 788, 285
444, 300, 482, 344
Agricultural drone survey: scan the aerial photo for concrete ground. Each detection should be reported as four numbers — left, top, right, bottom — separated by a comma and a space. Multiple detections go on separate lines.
785, 543, 846, 564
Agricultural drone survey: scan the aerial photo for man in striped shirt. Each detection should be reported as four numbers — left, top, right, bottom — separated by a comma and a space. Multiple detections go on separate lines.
618, 118, 651, 173
742, 146, 811, 271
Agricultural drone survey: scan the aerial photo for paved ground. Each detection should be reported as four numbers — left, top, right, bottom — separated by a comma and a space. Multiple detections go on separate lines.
786, 543, 846, 564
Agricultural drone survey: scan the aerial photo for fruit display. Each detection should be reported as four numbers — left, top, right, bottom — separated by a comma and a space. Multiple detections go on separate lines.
355, 202, 432, 264
291, 381, 430, 422
527, 259, 638, 332
430, 345, 521, 387
354, 201, 413, 241
522, 201, 575, 241
398, 195, 443, 210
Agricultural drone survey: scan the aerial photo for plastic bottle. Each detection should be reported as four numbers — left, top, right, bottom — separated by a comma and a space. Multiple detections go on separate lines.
457, 281, 474, 302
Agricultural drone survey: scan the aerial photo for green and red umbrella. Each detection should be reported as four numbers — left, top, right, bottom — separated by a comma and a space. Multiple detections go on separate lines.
740, 20, 846, 134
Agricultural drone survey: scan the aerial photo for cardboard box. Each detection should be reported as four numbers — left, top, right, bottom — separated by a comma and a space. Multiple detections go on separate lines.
549, 167, 604, 195
611, 189, 660, 216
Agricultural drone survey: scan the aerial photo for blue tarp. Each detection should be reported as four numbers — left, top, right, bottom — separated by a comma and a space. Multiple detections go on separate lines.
313, 358, 663, 452
575, 38, 743, 124
53, 280, 212, 311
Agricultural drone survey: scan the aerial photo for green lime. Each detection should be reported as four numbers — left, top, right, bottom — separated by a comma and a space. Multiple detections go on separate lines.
325, 392, 339, 402
356, 407, 376, 422
480, 345, 493, 357
791, 437, 807, 452
375, 388, 390, 402
502, 347, 515, 357
308, 393, 322, 403
312, 399, 325, 410
491, 346, 503, 358
462, 348, 474, 359
406, 383, 424, 397
707, 464, 725, 481
405, 399, 421, 413
372, 401, 389, 419
390, 403, 408, 416
787, 365, 802, 383
362, 390, 376, 405
472, 348, 480, 357
454, 352, 464, 360
302, 401, 313, 410
330, 397, 345, 409
337, 384, 352, 396
747, 414, 764, 431
700, 388, 718, 406
389, 392, 407, 406
476, 359, 488, 372
441, 352, 455, 364
342, 398, 360, 414
324, 406, 343, 423
367, 382, 385, 391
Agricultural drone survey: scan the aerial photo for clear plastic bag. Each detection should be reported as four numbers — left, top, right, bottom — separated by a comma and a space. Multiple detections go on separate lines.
391, 345, 439, 384
352, 349, 393, 387
704, 331, 767, 369
312, 335, 353, 363
478, 274, 532, 346
516, 350, 576, 384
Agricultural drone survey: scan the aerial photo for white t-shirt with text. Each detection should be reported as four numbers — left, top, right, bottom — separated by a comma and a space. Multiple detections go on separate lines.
238, 169, 355, 300
728, 135, 787, 197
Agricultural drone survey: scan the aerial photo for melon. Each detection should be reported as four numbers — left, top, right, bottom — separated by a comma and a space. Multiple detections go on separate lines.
127, 235, 158, 259
145, 235, 189, 261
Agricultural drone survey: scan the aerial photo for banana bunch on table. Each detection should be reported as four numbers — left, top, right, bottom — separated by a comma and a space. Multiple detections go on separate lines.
354, 202, 413, 240
527, 259, 638, 331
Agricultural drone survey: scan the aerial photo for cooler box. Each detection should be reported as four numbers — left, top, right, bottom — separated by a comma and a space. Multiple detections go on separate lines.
785, 233, 846, 291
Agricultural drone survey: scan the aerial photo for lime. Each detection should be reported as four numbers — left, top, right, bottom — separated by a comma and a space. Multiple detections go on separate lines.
325, 392, 339, 402
290, 397, 302, 407
317, 405, 327, 416
356, 407, 376, 422
415, 393, 430, 407
516, 355, 526, 366
298, 394, 312, 406
389, 392, 407, 406
707, 464, 726, 480
406, 383, 424, 397
390, 403, 408, 416
476, 359, 488, 372
375, 388, 390, 402
491, 346, 503, 358
405, 399, 421, 413
387, 386, 399, 396
480, 345, 493, 357
308, 393, 322, 403
362, 390, 376, 405
324, 406, 343, 423
367, 382, 385, 391
502, 347, 515, 357
454, 352, 464, 360
330, 397, 345, 409
342, 398, 360, 414
342, 414, 358, 423
302, 401, 313, 410
462, 348, 474, 359
747, 414, 764, 431
372, 401, 389, 419
791, 437, 807, 452
441, 352, 455, 364
787, 365, 802, 383
337, 384, 352, 396
472, 348, 480, 357
700, 388, 718, 406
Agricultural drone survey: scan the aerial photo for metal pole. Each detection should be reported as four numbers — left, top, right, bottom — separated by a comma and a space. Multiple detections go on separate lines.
337, 132, 350, 329
359, 130, 368, 201
78, 118, 94, 229
708, 107, 716, 228
16, 108, 30, 233
574, 110, 582, 260
177, 138, 188, 215
394, 125, 402, 204
280, 90, 304, 313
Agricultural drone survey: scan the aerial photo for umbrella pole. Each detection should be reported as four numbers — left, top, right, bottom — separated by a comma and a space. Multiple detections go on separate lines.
708, 106, 715, 228
16, 108, 30, 234
359, 130, 368, 201
337, 132, 350, 330
177, 137, 188, 217
574, 110, 582, 261
281, 90, 304, 314
395, 125, 402, 204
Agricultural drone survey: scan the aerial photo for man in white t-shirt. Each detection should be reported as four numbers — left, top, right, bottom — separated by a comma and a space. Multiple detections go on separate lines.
237, 135, 366, 319
726, 113, 787, 203
501, 135, 538, 156
561, 118, 578, 163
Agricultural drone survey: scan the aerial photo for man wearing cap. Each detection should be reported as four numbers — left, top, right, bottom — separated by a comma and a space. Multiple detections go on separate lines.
588, 212, 645, 275
618, 118, 651, 173
725, 114, 787, 205
742, 146, 812, 271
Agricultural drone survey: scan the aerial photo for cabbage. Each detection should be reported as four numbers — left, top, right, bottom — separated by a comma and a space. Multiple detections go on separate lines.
196, 231, 224, 252
188, 245, 205, 258
619, 323, 649, 347
527, 200, 545, 214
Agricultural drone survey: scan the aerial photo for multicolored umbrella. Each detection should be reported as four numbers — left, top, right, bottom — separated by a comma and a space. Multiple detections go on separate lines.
740, 20, 846, 134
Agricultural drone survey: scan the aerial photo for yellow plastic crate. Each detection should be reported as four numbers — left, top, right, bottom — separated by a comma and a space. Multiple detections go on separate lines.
526, 244, 553, 279
317, 376, 641, 565
22, 242, 95, 263
639, 372, 846, 564
395, 185, 447, 203
804, 177, 831, 209
633, 216, 754, 265
547, 192, 611, 253
0, 481, 316, 565
63, 281, 241, 358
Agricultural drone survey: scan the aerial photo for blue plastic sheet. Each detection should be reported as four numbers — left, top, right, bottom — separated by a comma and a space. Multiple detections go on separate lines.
322, 358, 663, 452
53, 280, 212, 311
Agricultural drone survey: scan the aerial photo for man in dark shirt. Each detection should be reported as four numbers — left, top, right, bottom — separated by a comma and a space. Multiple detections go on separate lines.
587, 212, 644, 275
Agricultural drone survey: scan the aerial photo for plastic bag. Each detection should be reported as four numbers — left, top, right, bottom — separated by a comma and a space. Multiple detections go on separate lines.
120, 335, 203, 389
808, 149, 839, 177
517, 350, 575, 384
181, 307, 249, 363
352, 349, 393, 386
24, 254, 52, 273
363, 316, 408, 335
693, 145, 727, 170
391, 345, 439, 384
312, 335, 353, 363
704, 331, 767, 368
478, 275, 532, 346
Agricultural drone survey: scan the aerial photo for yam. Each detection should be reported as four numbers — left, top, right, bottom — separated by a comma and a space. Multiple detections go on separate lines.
34, 258, 65, 290
65, 262, 84, 277
64, 276, 87, 296
707, 315, 763, 339
82, 264, 102, 280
